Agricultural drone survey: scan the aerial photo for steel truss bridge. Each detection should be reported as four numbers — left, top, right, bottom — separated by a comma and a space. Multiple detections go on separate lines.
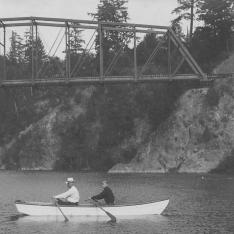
0, 16, 233, 87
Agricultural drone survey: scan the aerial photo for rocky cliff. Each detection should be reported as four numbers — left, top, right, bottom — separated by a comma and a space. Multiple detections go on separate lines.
0, 86, 97, 170
110, 54, 234, 173
0, 81, 185, 171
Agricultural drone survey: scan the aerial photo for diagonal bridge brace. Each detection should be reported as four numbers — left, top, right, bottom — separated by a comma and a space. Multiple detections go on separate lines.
168, 28, 206, 80
139, 28, 206, 81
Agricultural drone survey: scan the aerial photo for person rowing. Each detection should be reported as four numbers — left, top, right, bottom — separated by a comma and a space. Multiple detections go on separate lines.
90, 180, 115, 205
53, 177, 79, 206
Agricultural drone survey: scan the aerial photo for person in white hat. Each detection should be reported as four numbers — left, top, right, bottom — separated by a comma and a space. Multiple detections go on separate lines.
53, 177, 80, 205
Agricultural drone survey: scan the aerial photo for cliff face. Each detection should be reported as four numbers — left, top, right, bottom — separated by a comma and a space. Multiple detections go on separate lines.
0, 87, 96, 170
0, 84, 153, 170
110, 55, 234, 173
109, 86, 233, 173
0, 82, 185, 171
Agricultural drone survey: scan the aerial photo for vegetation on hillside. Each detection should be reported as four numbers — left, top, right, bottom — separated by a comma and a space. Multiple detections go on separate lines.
172, 0, 234, 71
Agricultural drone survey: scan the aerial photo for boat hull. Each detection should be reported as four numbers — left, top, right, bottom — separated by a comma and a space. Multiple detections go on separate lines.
15, 200, 169, 217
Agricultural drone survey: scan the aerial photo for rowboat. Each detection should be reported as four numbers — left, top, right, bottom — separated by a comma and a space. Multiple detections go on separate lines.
15, 199, 169, 217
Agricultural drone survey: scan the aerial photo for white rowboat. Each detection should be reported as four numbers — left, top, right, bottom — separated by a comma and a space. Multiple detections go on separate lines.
15, 199, 169, 217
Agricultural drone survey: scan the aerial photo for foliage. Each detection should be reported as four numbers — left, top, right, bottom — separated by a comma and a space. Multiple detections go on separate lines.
9, 31, 24, 63
172, 0, 201, 39
54, 116, 87, 170
89, 0, 131, 69
70, 53, 98, 77
173, 0, 234, 71
42, 56, 64, 78
197, 0, 234, 53
69, 25, 84, 54
24, 29, 47, 78
136, 33, 168, 74
7, 31, 25, 79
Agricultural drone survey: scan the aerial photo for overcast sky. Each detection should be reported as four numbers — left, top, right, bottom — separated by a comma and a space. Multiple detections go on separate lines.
0, 0, 177, 25
0, 0, 179, 57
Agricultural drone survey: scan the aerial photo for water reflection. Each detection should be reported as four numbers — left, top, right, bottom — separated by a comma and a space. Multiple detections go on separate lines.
9, 214, 168, 234
15, 214, 167, 223
9, 214, 28, 221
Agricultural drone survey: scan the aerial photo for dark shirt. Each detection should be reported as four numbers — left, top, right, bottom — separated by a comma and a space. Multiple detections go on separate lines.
91, 186, 115, 205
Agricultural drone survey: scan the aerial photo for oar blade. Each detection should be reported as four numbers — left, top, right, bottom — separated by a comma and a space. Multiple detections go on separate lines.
105, 210, 116, 223
91, 198, 117, 223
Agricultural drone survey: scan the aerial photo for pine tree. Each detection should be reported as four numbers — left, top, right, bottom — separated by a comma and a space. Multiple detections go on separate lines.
9, 31, 24, 63
89, 0, 131, 68
197, 0, 234, 52
69, 25, 84, 54
172, 0, 201, 40
189, 0, 234, 71
24, 28, 47, 78
8, 31, 25, 79
24, 29, 47, 64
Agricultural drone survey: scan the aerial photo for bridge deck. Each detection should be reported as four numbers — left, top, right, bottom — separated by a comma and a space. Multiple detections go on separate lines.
0, 74, 206, 87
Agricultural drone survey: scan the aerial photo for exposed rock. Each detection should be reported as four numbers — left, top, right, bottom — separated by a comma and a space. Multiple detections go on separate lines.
0, 87, 95, 170
110, 85, 234, 173
110, 53, 234, 173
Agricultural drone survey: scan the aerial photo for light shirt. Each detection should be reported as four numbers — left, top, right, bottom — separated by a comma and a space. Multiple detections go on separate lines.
54, 185, 80, 203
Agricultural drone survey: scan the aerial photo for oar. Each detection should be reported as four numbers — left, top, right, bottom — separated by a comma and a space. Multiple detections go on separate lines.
91, 198, 116, 223
55, 201, 69, 222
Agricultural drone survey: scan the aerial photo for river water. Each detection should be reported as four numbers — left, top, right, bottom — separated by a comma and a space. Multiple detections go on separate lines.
0, 171, 234, 234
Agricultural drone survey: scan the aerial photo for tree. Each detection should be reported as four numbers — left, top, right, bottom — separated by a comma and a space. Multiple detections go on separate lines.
135, 33, 168, 74
24, 28, 47, 78
197, 0, 234, 52
69, 25, 84, 55
190, 0, 234, 71
8, 31, 25, 79
68, 24, 91, 77
8, 31, 24, 64
172, 0, 201, 40
89, 0, 131, 69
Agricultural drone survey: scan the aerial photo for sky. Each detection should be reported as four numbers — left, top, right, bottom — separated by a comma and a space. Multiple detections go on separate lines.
0, 0, 177, 26
0, 0, 179, 57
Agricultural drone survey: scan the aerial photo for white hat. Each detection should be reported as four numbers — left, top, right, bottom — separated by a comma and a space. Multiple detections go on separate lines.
66, 177, 75, 184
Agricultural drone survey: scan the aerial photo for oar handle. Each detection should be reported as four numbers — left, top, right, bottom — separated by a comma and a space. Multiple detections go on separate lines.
85, 198, 99, 204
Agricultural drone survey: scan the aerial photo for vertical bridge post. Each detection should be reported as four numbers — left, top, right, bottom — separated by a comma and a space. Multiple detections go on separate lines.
35, 22, 38, 79
0, 20, 6, 83
168, 32, 171, 77
65, 21, 71, 82
99, 22, 103, 81
134, 26, 137, 80
31, 19, 35, 83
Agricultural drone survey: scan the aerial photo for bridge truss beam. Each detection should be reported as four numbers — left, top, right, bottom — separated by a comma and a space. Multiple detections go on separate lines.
0, 16, 207, 87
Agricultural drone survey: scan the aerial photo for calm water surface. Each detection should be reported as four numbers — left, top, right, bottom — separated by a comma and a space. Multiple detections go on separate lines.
0, 171, 234, 234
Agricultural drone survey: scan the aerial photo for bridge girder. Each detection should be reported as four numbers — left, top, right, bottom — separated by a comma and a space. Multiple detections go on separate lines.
0, 16, 207, 87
